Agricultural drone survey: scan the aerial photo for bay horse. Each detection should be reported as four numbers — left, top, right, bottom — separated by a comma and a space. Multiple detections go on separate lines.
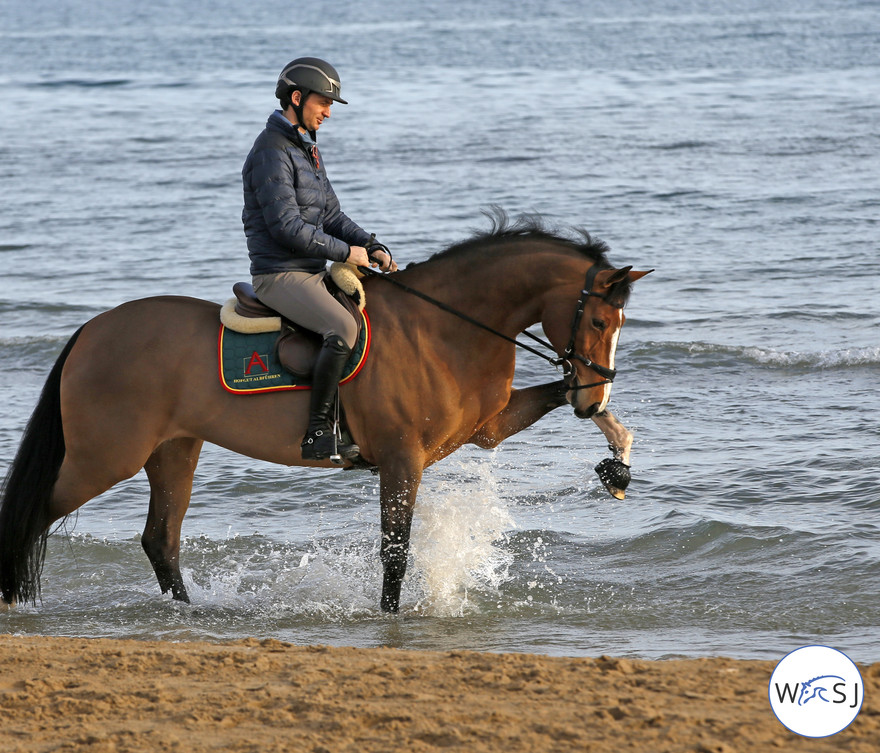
0, 216, 650, 612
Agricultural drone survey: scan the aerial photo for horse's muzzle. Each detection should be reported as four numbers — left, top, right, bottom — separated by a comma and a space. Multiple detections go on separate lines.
573, 402, 602, 420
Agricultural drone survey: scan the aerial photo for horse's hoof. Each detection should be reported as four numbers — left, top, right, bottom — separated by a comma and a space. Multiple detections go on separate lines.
595, 458, 631, 500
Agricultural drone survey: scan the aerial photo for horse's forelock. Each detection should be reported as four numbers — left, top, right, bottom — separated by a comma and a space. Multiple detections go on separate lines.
606, 276, 633, 308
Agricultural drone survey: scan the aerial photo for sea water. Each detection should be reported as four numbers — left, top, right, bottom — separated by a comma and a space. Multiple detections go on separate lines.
1, 0, 878, 660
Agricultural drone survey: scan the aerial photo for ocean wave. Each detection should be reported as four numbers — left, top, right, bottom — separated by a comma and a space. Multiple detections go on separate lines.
648, 140, 716, 150
765, 309, 874, 323
630, 341, 880, 370
35, 78, 134, 88
0, 334, 74, 366
9, 505, 878, 653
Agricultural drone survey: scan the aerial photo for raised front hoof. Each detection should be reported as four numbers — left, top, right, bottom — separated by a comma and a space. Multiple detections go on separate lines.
595, 457, 631, 500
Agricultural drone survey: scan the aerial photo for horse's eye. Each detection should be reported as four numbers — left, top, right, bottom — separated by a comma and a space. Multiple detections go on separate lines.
592, 318, 606, 331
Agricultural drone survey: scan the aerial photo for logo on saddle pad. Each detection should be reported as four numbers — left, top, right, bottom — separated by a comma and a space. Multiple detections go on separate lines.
245, 351, 271, 375
218, 311, 370, 395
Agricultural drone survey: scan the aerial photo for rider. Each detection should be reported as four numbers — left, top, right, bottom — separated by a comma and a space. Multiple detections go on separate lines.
242, 57, 396, 461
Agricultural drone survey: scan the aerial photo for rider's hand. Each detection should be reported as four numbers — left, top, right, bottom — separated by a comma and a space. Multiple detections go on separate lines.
347, 245, 371, 267
370, 249, 397, 273
347, 245, 397, 272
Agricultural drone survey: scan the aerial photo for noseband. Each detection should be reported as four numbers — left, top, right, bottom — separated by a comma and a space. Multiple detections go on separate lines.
358, 262, 621, 392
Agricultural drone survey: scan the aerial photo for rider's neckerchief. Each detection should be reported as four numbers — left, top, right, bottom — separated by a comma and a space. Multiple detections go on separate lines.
298, 128, 320, 170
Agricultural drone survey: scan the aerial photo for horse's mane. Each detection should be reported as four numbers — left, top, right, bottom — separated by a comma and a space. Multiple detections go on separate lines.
409, 209, 632, 305
419, 209, 612, 266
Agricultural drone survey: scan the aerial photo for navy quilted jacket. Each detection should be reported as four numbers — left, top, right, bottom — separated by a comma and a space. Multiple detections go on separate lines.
242, 111, 371, 275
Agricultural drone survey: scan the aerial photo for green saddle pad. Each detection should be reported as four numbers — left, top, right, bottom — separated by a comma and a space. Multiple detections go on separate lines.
218, 311, 370, 394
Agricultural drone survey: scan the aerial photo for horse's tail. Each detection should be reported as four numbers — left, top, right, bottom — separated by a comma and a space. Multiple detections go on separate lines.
0, 326, 84, 605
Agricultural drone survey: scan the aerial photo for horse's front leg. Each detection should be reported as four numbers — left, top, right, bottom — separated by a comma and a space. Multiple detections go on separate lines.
378, 458, 424, 613
591, 409, 634, 500
466, 381, 636, 499
468, 380, 569, 449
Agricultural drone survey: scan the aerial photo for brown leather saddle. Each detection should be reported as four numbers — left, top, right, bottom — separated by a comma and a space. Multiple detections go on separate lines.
229, 279, 364, 380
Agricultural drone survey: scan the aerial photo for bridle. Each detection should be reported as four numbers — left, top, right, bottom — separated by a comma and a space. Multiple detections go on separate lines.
358, 257, 621, 392
553, 263, 621, 392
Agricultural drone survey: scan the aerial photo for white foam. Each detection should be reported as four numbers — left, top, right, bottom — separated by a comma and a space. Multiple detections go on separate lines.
684, 342, 880, 369
409, 455, 516, 616
175, 457, 520, 618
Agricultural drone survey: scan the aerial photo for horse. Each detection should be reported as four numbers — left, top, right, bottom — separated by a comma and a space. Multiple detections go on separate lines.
0, 215, 650, 613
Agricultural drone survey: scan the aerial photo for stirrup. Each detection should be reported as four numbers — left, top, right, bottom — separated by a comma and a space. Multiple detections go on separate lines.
301, 428, 359, 464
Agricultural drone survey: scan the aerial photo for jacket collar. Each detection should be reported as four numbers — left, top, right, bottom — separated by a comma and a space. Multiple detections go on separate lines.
267, 109, 317, 144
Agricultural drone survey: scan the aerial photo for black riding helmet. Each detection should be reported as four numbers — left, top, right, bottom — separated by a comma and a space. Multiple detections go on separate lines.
275, 58, 347, 139
275, 57, 347, 103
276, 57, 347, 138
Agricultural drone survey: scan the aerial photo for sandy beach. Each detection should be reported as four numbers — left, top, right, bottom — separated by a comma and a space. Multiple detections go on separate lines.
0, 635, 876, 752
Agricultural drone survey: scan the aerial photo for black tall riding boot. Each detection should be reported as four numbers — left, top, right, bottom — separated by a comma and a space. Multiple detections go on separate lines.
301, 337, 360, 462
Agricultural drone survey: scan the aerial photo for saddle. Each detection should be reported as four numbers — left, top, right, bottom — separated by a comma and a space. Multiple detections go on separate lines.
220, 263, 366, 380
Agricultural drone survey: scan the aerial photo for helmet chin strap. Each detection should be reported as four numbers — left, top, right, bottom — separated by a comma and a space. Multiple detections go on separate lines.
291, 90, 316, 141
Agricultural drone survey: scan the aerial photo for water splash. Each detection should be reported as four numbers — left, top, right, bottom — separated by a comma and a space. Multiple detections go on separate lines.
179, 457, 521, 619
409, 456, 516, 616
180, 535, 380, 620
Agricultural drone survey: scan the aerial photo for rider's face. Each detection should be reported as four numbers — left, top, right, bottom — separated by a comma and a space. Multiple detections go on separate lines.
294, 92, 333, 133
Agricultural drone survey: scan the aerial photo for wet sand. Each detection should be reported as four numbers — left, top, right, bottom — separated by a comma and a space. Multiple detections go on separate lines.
0, 635, 877, 752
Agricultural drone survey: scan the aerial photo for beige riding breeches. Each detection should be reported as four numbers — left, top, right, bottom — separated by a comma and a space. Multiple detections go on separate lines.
252, 269, 358, 349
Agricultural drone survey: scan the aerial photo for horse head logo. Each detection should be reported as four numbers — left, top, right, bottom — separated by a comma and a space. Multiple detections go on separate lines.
797, 675, 846, 706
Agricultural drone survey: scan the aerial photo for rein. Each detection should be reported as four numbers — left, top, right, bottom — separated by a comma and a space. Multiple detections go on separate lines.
357, 262, 620, 391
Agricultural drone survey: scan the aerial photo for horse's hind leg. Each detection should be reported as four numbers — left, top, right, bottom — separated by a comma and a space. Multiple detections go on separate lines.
142, 437, 203, 602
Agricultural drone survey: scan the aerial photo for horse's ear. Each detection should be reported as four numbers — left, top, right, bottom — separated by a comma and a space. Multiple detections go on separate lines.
599, 266, 631, 288
627, 268, 653, 282
599, 266, 653, 287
